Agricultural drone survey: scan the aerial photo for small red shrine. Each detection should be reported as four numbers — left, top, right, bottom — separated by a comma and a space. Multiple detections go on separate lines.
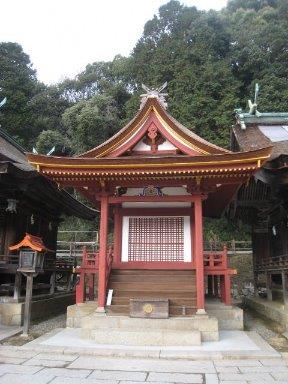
27, 85, 271, 317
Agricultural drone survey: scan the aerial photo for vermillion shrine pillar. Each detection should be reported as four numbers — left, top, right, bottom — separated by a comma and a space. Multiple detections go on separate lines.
96, 193, 109, 312
194, 195, 206, 314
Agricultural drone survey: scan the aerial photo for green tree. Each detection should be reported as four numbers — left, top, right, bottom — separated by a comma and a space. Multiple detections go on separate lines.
35, 129, 70, 155
0, 42, 38, 147
62, 94, 120, 154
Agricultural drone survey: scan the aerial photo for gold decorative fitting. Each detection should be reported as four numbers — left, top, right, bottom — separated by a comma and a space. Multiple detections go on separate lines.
143, 303, 154, 314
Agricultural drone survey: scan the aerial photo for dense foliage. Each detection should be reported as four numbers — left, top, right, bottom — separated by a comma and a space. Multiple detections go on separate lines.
1, 0, 288, 238
1, 0, 288, 151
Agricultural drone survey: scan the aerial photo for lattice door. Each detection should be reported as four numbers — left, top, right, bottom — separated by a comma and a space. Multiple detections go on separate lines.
128, 216, 184, 262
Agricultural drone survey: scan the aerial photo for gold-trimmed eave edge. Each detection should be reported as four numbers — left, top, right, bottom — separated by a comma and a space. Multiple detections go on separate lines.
29, 154, 269, 171
42, 167, 257, 178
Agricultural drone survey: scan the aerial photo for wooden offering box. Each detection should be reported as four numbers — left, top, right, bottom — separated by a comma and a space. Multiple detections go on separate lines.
130, 298, 169, 319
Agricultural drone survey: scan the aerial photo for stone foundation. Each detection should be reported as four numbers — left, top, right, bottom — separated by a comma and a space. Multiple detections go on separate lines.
244, 296, 288, 329
0, 292, 75, 326
66, 299, 244, 346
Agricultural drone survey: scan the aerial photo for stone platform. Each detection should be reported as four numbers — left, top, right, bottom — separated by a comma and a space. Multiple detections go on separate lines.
66, 300, 244, 346
67, 299, 243, 347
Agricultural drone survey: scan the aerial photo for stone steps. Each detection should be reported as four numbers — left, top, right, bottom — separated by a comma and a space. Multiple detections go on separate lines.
81, 314, 219, 344
89, 328, 201, 346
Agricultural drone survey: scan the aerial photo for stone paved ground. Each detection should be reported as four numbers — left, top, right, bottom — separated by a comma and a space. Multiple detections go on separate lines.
1, 348, 288, 383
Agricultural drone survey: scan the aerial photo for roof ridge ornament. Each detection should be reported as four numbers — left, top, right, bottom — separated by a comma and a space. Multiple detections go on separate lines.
248, 83, 260, 115
140, 82, 168, 110
235, 83, 261, 130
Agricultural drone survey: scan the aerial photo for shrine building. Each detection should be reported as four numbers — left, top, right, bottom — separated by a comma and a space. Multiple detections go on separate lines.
27, 86, 271, 344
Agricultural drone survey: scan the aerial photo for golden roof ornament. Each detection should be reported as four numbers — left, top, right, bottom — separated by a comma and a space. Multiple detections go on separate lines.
140, 82, 168, 110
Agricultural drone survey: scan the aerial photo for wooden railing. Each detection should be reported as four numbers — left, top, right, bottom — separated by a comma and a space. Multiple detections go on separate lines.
75, 245, 113, 304
255, 254, 288, 271
204, 246, 228, 270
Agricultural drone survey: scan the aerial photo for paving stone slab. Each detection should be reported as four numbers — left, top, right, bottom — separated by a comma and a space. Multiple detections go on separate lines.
119, 382, 172, 384
260, 358, 288, 366
68, 356, 215, 373
0, 350, 37, 359
215, 366, 240, 373
23, 358, 69, 367
219, 381, 247, 384
36, 353, 78, 361
89, 370, 147, 381
214, 360, 262, 367
0, 357, 27, 364
50, 378, 118, 384
239, 365, 288, 373
205, 373, 219, 383
0, 373, 53, 384
40, 367, 92, 378
147, 372, 203, 383
0, 364, 43, 374
219, 372, 273, 381
271, 372, 288, 380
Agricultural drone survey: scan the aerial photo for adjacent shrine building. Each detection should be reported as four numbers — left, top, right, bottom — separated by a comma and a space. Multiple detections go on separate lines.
27, 86, 271, 328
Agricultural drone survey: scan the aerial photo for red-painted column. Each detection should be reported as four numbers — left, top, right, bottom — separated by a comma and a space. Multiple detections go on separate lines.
97, 194, 109, 312
194, 196, 205, 314
190, 206, 195, 265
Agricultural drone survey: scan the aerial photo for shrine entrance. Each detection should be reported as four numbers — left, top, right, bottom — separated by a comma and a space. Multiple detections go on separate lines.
122, 215, 191, 263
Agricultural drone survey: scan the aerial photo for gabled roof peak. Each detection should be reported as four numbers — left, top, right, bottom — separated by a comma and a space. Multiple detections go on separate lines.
140, 82, 168, 110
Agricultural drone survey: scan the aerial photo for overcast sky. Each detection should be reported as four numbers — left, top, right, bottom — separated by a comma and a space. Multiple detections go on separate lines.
0, 0, 227, 84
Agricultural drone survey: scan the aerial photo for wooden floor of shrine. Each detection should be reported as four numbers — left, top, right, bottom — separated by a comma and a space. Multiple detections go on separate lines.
105, 269, 197, 317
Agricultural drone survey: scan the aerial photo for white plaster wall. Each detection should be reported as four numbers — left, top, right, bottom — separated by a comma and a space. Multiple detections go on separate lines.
132, 138, 176, 152
132, 139, 150, 151
158, 140, 176, 150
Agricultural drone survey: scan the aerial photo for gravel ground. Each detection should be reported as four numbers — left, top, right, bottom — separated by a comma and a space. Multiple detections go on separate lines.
0, 313, 66, 346
243, 305, 288, 352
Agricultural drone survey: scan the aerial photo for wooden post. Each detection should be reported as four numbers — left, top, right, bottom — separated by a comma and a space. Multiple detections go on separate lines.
49, 272, 56, 294
88, 273, 94, 300
22, 274, 34, 337
266, 272, 272, 301
13, 272, 22, 301
67, 273, 73, 291
213, 275, 219, 297
76, 271, 85, 304
282, 271, 288, 308
207, 275, 213, 296
194, 196, 205, 314
254, 273, 259, 297
220, 276, 225, 302
224, 274, 231, 306
97, 193, 109, 312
